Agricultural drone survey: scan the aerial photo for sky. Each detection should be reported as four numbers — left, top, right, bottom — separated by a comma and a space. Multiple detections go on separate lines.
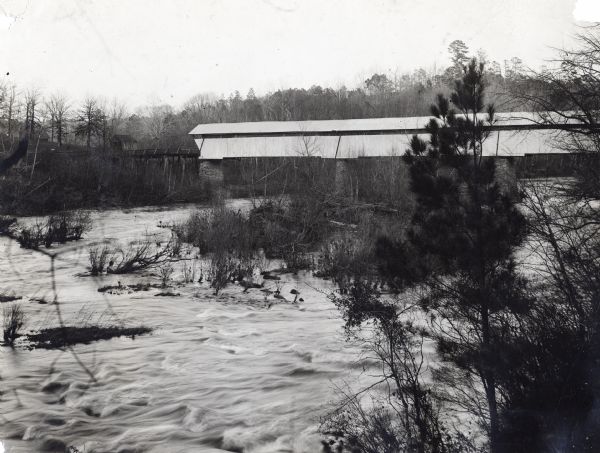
0, 0, 599, 109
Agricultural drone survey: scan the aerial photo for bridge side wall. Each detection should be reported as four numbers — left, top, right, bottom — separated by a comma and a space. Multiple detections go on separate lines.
193, 128, 560, 159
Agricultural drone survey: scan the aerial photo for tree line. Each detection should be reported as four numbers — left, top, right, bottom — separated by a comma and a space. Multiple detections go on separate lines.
0, 40, 536, 153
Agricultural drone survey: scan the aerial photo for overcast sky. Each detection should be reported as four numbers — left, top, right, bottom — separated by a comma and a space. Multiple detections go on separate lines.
1, 0, 599, 109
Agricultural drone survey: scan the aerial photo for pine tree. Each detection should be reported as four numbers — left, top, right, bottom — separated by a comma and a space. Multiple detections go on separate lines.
397, 59, 528, 452
448, 40, 470, 79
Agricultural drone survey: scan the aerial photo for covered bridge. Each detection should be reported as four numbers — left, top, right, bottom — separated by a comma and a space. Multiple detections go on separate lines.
188, 113, 586, 195
189, 112, 570, 160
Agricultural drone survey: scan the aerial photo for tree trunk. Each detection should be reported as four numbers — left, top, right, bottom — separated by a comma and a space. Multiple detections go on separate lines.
481, 302, 500, 453
25, 105, 30, 137
474, 179, 501, 453
30, 104, 35, 137
57, 121, 62, 147
7, 102, 12, 143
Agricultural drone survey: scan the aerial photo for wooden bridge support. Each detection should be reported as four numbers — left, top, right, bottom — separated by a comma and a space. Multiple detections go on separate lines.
334, 158, 351, 196
199, 160, 225, 186
494, 157, 519, 199
120, 154, 519, 202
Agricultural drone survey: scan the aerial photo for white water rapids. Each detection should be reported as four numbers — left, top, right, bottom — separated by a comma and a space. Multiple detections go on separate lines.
0, 202, 368, 453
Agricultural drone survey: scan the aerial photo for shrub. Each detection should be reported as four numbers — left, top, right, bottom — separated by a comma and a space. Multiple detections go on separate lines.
47, 211, 92, 243
317, 235, 373, 291
208, 251, 239, 295
321, 398, 405, 453
320, 395, 472, 453
173, 207, 253, 255
233, 253, 265, 283
0, 150, 215, 216
172, 210, 210, 247
206, 250, 264, 295
174, 197, 336, 276
316, 211, 410, 292
248, 198, 328, 259
281, 246, 313, 273
88, 237, 174, 275
247, 200, 289, 257
285, 196, 331, 245
16, 210, 92, 249
109, 239, 172, 274
174, 199, 329, 262
158, 263, 174, 287
180, 260, 197, 283
0, 216, 16, 234
89, 245, 110, 275
3, 303, 25, 347
15, 221, 46, 249
170, 233, 183, 257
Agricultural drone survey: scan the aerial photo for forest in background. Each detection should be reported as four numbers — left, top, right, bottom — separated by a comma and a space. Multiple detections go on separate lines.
0, 40, 536, 153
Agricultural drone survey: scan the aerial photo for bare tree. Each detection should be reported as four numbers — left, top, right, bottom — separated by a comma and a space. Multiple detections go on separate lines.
511, 26, 600, 197
108, 97, 128, 137
24, 87, 42, 138
45, 93, 70, 147
182, 92, 218, 122
4, 83, 18, 147
504, 27, 600, 449
142, 104, 174, 148
327, 285, 461, 453
95, 98, 110, 152
74, 97, 103, 150
0, 82, 7, 152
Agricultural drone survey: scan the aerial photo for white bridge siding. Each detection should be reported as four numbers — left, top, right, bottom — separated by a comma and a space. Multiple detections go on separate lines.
189, 113, 571, 160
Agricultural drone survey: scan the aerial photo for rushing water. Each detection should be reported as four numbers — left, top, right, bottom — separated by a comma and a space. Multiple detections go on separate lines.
0, 203, 366, 453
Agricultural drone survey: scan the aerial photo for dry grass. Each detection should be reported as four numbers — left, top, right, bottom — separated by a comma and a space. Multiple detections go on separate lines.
15, 211, 92, 249
2, 303, 25, 347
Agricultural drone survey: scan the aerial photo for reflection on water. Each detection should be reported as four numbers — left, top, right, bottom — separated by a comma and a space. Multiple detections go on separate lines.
0, 203, 366, 453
